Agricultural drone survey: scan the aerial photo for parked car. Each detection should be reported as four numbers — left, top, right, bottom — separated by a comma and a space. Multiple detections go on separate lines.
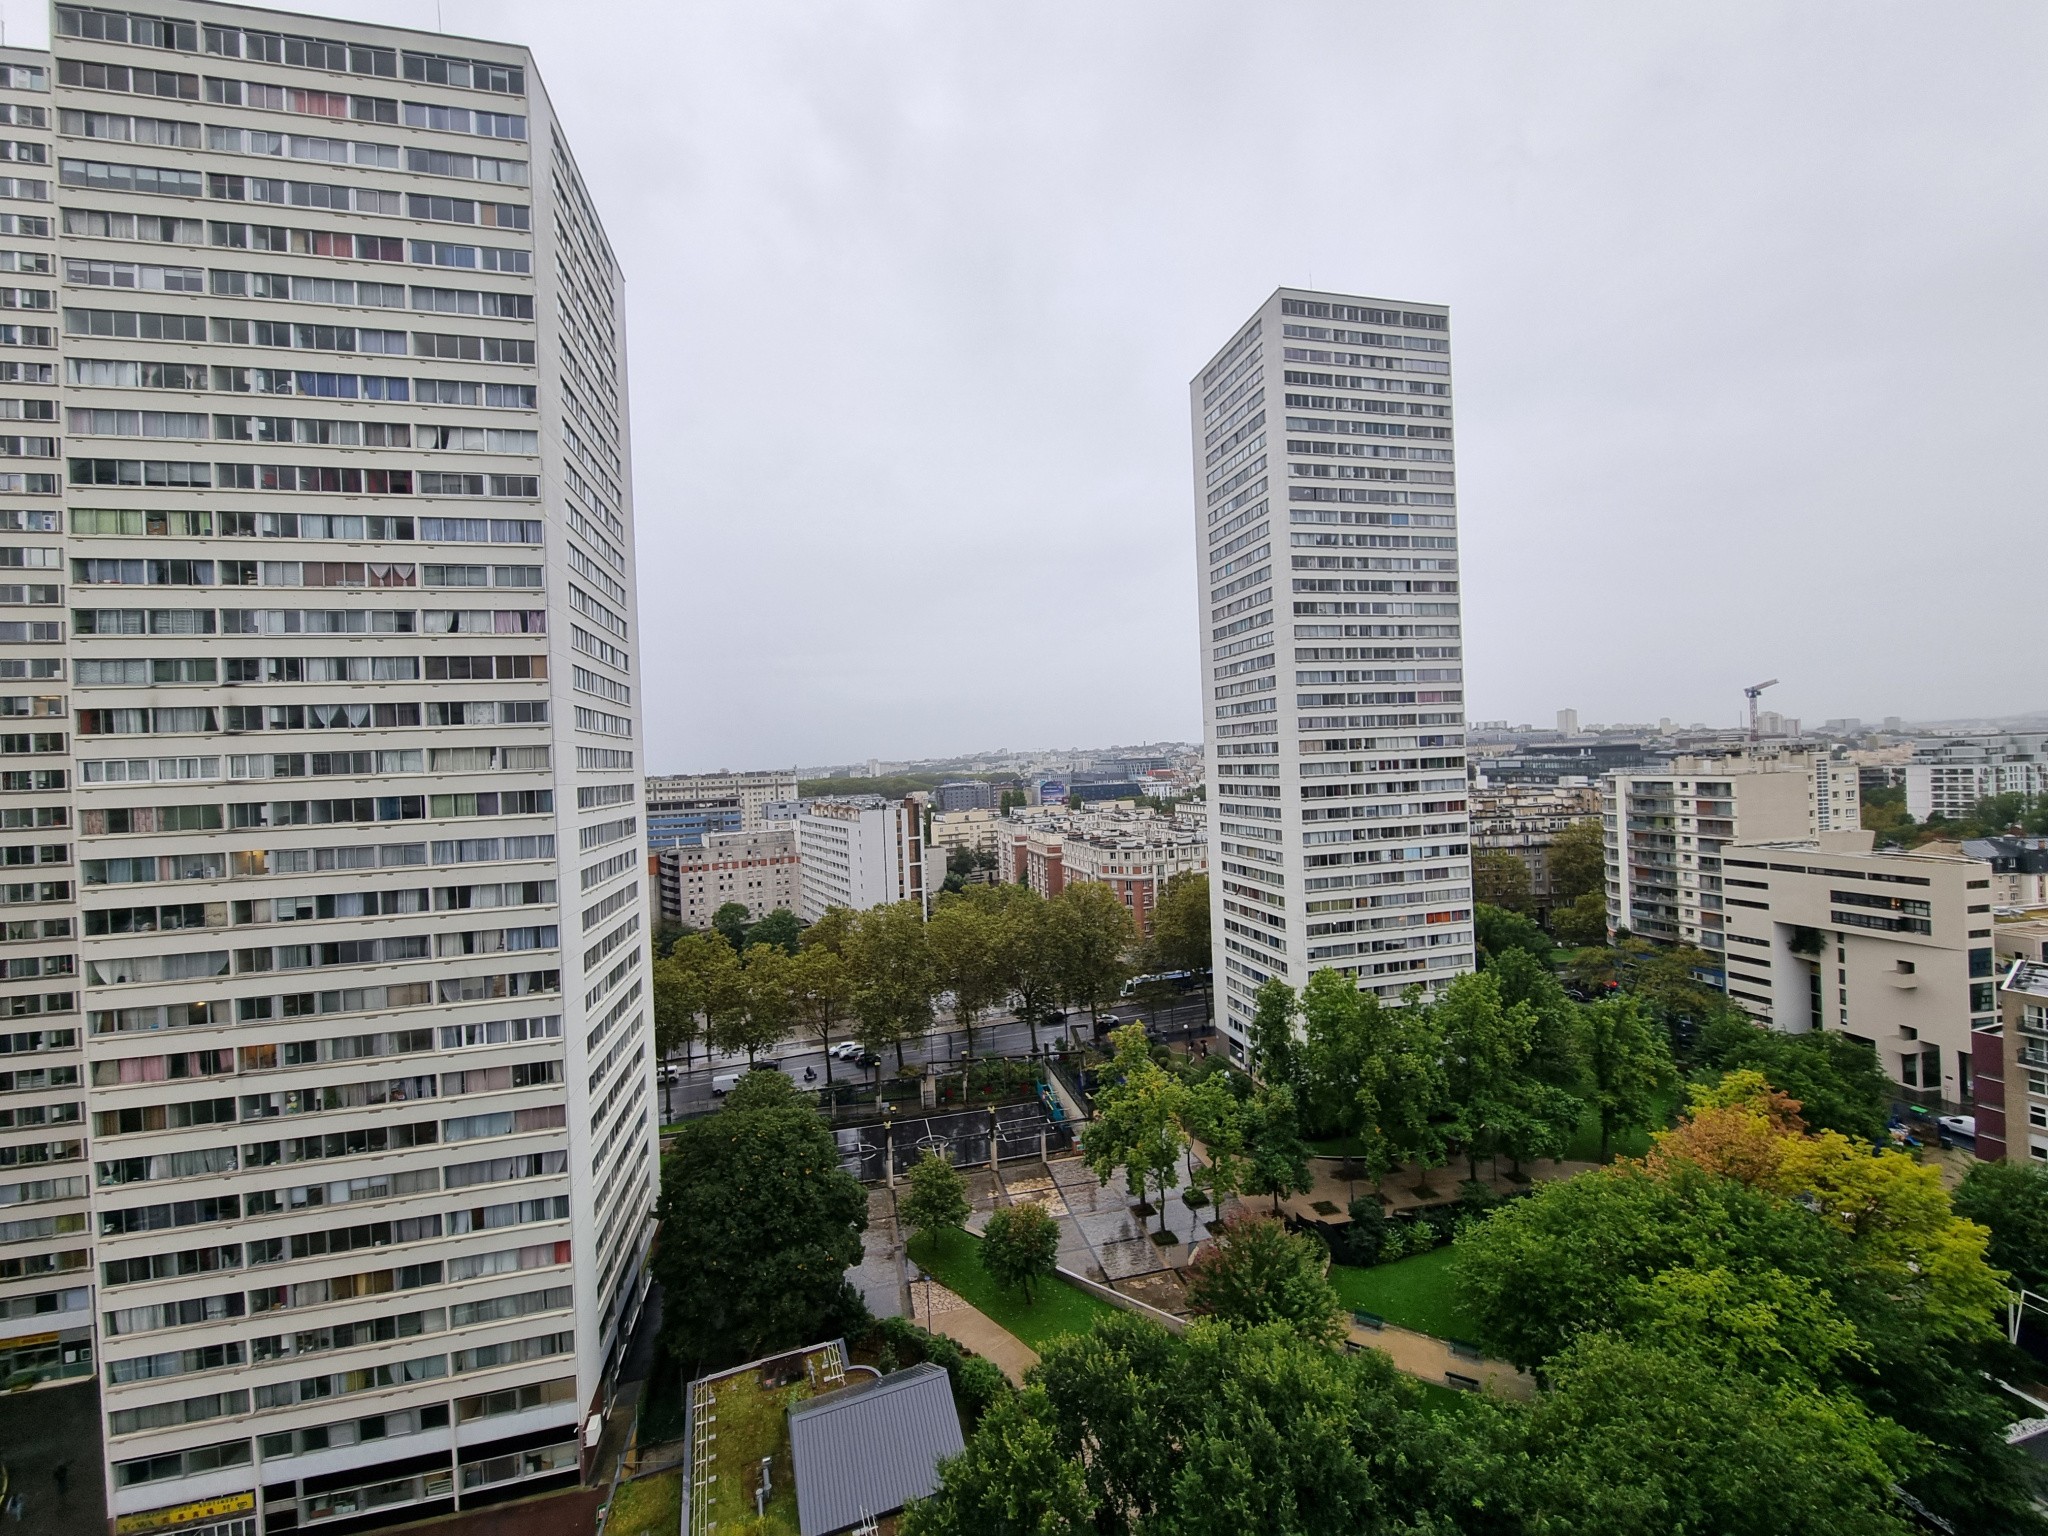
1937, 1114, 1977, 1141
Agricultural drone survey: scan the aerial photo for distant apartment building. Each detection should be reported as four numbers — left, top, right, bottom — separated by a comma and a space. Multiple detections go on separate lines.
997, 806, 1206, 936
1555, 708, 1579, 736
644, 768, 799, 847
1960, 836, 2048, 911
928, 807, 1003, 860
1975, 917, 2048, 1162
1603, 752, 1829, 959
1906, 733, 2048, 821
653, 826, 800, 929
796, 797, 935, 920
1469, 783, 1599, 905
1719, 831, 1993, 1108
933, 779, 994, 812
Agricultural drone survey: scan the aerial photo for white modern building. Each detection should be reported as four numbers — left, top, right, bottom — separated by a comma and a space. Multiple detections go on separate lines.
796, 797, 934, 920
1189, 287, 1471, 1054
1906, 732, 2048, 822
1720, 830, 1992, 1108
0, 7, 657, 1529
653, 825, 799, 930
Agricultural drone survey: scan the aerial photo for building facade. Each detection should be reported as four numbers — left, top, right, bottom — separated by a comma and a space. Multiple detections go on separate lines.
0, 7, 658, 1529
652, 826, 799, 930
795, 797, 932, 920
931, 779, 992, 812
1961, 836, 2048, 911
643, 767, 797, 847
927, 806, 1001, 861
1603, 752, 1824, 960
1906, 732, 2048, 822
1718, 831, 1992, 1108
1468, 782, 1598, 906
995, 805, 1206, 936
1190, 287, 1470, 1055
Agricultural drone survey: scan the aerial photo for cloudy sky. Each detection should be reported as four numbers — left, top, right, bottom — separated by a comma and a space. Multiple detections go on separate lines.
14, 2, 2045, 768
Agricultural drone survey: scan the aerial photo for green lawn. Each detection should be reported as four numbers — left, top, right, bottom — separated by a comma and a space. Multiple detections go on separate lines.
606, 1470, 681, 1536
907, 1226, 1120, 1353
1561, 1083, 1682, 1164
1330, 1245, 1479, 1342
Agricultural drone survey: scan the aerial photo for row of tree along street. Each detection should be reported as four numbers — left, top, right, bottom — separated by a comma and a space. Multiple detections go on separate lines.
648, 872, 1212, 1088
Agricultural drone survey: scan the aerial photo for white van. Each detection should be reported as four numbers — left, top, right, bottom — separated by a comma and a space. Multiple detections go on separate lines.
711, 1073, 741, 1097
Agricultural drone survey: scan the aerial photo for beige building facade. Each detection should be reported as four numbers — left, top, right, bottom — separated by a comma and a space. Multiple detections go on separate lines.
1469, 782, 1598, 905
1720, 831, 1992, 1107
653, 826, 799, 929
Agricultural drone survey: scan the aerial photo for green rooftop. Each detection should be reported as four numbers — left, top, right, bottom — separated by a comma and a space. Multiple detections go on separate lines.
686, 1342, 846, 1536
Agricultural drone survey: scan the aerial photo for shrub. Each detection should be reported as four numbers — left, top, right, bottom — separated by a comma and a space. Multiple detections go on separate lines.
1328, 1198, 1386, 1266
1378, 1220, 1410, 1262
869, 1315, 1011, 1431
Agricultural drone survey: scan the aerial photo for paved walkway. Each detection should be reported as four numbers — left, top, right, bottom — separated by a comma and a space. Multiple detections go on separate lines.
908, 1278, 1041, 1384
1347, 1318, 1535, 1400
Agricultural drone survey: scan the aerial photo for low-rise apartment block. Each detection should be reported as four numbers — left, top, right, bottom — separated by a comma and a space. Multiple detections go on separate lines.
928, 807, 1004, 861
645, 768, 800, 847
1720, 831, 1993, 1107
1469, 783, 1599, 905
796, 798, 935, 920
653, 827, 800, 929
997, 805, 1206, 936
1961, 836, 2048, 911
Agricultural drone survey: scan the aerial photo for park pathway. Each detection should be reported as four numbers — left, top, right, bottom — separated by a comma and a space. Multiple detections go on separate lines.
909, 1278, 1041, 1384
1348, 1318, 1535, 1400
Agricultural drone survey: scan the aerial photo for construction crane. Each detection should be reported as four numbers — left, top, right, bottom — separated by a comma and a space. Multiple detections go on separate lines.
1745, 679, 1779, 742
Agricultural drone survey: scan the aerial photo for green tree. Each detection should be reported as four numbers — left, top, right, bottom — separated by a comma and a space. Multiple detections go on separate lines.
1381, 993, 1450, 1194
1509, 1333, 1919, 1536
1183, 1212, 1343, 1343
1473, 848, 1533, 912
980, 1202, 1061, 1302
1954, 1159, 2048, 1292
901, 1314, 1472, 1536
715, 941, 793, 1065
989, 885, 1061, 1053
899, 1149, 970, 1240
654, 1088, 869, 1368
1249, 976, 1300, 1090
724, 1065, 802, 1111
1580, 994, 1674, 1161
650, 953, 698, 1076
1550, 888, 1610, 948
1435, 971, 1563, 1181
1080, 1026, 1186, 1236
1546, 816, 1607, 903
669, 930, 746, 1068
1180, 1070, 1250, 1217
928, 887, 1008, 1072
1474, 902, 1554, 965
1694, 1012, 1890, 1141
800, 904, 857, 957
997, 788, 1027, 814
789, 943, 852, 1085
746, 906, 803, 954
846, 899, 936, 1071
1146, 870, 1212, 1018
711, 900, 752, 951
1240, 1083, 1314, 1213
1047, 880, 1135, 1029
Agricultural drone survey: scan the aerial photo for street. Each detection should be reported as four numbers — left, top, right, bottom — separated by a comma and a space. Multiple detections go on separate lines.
654, 996, 1216, 1121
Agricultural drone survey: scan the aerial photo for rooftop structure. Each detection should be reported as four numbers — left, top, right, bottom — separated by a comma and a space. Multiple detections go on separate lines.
788, 1362, 963, 1536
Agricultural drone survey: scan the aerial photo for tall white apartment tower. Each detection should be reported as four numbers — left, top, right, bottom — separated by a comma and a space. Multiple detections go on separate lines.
0, 5, 658, 1530
1190, 288, 1472, 1057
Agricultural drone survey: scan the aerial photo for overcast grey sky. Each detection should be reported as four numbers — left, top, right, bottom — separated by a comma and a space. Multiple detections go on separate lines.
14, 1, 2045, 768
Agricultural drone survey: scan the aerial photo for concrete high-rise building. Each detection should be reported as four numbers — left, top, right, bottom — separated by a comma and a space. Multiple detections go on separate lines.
1555, 708, 1578, 736
796, 797, 934, 920
643, 767, 798, 847
1189, 287, 1470, 1056
0, 7, 657, 1528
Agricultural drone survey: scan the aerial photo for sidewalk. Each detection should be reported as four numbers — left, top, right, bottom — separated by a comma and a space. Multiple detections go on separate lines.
909, 1278, 1041, 1384
1348, 1318, 1535, 1400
